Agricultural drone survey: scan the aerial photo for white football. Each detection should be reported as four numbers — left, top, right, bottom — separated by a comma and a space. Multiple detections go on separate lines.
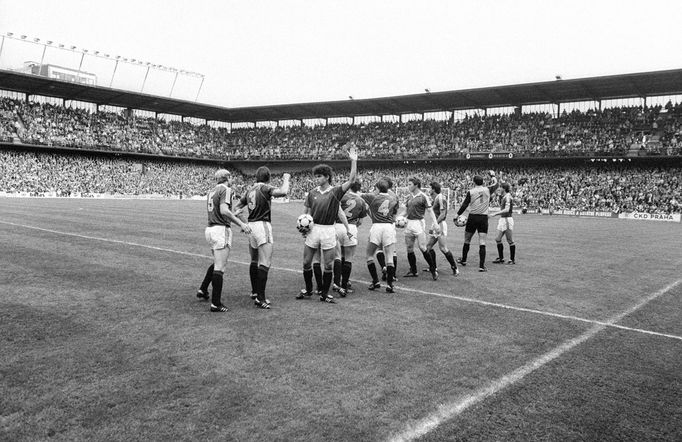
454, 214, 467, 227
296, 214, 314, 233
395, 215, 407, 228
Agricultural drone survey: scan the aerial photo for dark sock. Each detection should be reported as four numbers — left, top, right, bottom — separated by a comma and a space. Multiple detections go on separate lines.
462, 243, 470, 261
333, 259, 342, 286
386, 265, 395, 286
211, 270, 224, 306
429, 249, 437, 268
422, 250, 435, 271
257, 265, 269, 302
322, 271, 333, 296
479, 245, 486, 268
376, 251, 386, 269
313, 263, 323, 292
249, 262, 258, 294
367, 261, 379, 283
407, 252, 417, 273
200, 264, 214, 292
341, 261, 352, 289
444, 251, 457, 268
510, 243, 516, 261
393, 255, 397, 273
303, 268, 313, 294
497, 242, 504, 260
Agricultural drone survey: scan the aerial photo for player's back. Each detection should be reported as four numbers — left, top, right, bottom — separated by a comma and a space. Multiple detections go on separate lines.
207, 183, 232, 226
363, 192, 398, 224
244, 182, 274, 222
339, 191, 367, 224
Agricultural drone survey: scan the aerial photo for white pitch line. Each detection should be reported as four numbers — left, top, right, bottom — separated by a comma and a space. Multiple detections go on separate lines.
388, 278, 682, 442
1, 219, 680, 344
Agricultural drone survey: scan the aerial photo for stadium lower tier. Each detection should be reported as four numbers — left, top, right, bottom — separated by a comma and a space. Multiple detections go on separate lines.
1, 149, 679, 214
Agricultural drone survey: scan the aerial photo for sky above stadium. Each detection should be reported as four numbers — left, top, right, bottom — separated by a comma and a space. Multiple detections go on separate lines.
1, 0, 682, 109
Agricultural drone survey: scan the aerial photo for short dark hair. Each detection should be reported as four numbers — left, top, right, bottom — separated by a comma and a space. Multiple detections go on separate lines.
311, 164, 333, 184
429, 181, 441, 194
350, 179, 362, 192
408, 176, 421, 188
255, 166, 270, 183
501, 182, 511, 193
375, 179, 389, 193
382, 176, 394, 189
473, 175, 484, 186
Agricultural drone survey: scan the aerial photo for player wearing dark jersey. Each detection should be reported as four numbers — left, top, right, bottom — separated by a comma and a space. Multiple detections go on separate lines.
455, 170, 498, 272
424, 181, 459, 276
488, 182, 516, 264
332, 180, 367, 297
376, 177, 399, 281
400, 177, 439, 279
361, 178, 400, 292
197, 169, 251, 312
233, 167, 290, 309
296, 145, 358, 303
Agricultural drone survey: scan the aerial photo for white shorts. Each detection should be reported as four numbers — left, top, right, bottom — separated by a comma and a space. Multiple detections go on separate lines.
497, 217, 515, 232
248, 221, 273, 248
205, 225, 232, 250
428, 220, 448, 238
305, 224, 337, 250
404, 219, 426, 238
368, 223, 396, 247
335, 223, 358, 247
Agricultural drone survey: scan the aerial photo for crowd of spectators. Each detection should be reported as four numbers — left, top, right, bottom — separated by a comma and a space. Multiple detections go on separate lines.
1, 96, 681, 160
1, 150, 679, 214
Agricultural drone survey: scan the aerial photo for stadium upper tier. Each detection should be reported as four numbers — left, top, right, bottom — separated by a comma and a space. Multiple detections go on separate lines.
0, 97, 680, 160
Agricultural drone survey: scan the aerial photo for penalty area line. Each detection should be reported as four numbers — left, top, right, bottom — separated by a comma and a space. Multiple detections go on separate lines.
1, 219, 680, 344
388, 278, 682, 442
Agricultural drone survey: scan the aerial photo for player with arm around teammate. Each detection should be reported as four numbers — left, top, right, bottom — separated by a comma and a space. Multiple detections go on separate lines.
425, 181, 459, 276
361, 178, 400, 293
233, 167, 290, 309
455, 170, 499, 272
196, 169, 252, 312
296, 146, 358, 303
400, 177, 439, 280
332, 180, 367, 297
488, 182, 516, 265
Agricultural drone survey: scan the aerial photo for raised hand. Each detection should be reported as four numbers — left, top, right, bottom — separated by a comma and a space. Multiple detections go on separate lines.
348, 145, 358, 161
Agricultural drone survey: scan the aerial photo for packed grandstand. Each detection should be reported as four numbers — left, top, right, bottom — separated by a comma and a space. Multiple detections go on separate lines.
0, 73, 681, 216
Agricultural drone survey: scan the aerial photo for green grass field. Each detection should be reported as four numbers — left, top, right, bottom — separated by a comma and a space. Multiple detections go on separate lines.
1, 198, 680, 441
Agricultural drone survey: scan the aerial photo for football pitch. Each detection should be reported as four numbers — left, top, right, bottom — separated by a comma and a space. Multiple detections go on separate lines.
1, 198, 680, 441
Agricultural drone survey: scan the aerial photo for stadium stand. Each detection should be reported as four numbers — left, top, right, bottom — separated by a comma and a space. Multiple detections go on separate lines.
0, 96, 680, 160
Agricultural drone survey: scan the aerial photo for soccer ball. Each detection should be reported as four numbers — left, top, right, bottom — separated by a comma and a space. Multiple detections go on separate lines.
395, 215, 407, 228
454, 214, 467, 227
296, 214, 314, 234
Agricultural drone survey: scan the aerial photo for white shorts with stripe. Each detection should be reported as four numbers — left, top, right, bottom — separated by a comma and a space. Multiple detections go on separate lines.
305, 224, 337, 250
497, 217, 515, 232
205, 225, 232, 250
404, 219, 426, 238
248, 221, 273, 248
368, 223, 396, 247
335, 223, 358, 247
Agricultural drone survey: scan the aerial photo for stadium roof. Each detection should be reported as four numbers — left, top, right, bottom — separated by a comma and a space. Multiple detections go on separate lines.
1, 68, 682, 123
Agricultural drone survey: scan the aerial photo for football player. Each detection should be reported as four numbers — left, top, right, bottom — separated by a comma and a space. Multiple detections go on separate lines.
424, 181, 459, 275
488, 182, 516, 264
400, 177, 439, 280
333, 179, 367, 297
197, 169, 252, 312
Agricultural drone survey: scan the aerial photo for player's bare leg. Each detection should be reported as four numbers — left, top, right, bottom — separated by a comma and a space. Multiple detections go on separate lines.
504, 229, 516, 264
